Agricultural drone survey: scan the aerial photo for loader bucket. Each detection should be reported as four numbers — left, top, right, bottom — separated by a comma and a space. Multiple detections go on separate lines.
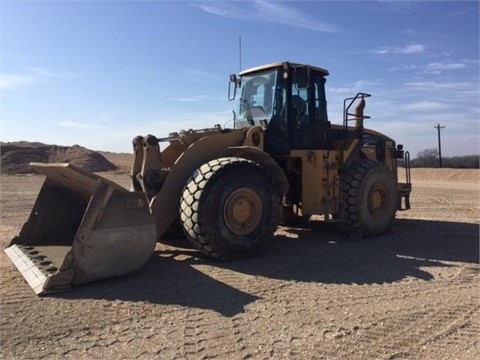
4, 163, 157, 295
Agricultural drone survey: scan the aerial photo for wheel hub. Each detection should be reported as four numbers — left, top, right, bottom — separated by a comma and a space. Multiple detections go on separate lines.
368, 183, 387, 218
224, 188, 262, 236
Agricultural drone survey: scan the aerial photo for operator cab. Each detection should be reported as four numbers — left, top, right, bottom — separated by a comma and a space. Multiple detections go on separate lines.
230, 61, 330, 154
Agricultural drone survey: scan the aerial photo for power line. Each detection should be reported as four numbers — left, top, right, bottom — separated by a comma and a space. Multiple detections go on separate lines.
434, 123, 446, 168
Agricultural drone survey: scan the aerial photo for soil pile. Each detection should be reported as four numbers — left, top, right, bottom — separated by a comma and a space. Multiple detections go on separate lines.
1, 141, 118, 174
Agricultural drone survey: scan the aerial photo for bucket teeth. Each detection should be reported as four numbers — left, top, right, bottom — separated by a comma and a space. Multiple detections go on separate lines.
19, 246, 59, 272
5, 245, 72, 294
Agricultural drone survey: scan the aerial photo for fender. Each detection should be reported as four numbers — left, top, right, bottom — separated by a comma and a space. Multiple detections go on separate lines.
149, 128, 290, 237
229, 146, 289, 196
150, 129, 246, 237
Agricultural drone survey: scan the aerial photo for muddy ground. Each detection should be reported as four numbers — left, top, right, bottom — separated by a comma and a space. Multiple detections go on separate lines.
0, 167, 478, 359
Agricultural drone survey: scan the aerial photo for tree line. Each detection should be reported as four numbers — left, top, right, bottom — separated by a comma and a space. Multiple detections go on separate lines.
404, 148, 479, 168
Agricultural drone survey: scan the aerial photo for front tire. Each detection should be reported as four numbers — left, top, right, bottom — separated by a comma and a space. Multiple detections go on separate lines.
336, 160, 397, 237
180, 157, 280, 259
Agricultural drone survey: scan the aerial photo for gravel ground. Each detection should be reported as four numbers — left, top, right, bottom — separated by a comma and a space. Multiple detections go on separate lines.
0, 168, 478, 359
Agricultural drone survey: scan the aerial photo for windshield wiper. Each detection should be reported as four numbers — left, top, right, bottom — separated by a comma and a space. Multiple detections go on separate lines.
242, 99, 255, 126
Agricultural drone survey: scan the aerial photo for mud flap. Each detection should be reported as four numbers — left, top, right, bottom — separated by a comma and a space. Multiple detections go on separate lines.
4, 163, 157, 295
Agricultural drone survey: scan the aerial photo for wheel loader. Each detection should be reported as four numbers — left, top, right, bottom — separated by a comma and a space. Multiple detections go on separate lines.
5, 61, 412, 294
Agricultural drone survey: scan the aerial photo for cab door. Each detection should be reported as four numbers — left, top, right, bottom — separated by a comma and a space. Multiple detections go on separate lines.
291, 67, 315, 150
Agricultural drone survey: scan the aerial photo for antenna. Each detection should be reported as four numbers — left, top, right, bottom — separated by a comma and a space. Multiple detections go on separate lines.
239, 35, 242, 72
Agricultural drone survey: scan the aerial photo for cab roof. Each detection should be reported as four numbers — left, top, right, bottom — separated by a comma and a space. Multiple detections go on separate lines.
239, 61, 329, 76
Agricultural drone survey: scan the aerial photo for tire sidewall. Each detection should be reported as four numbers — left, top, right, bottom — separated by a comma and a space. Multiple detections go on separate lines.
181, 157, 280, 259
201, 164, 277, 257
356, 162, 397, 235
338, 160, 398, 237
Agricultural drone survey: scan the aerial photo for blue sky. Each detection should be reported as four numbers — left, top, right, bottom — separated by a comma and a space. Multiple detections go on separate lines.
1, 1, 479, 156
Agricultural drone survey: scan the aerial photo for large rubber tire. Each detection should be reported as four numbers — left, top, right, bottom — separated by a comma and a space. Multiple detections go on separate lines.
336, 160, 397, 237
180, 157, 281, 260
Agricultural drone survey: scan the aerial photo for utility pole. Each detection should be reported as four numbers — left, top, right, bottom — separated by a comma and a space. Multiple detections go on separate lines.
434, 123, 446, 168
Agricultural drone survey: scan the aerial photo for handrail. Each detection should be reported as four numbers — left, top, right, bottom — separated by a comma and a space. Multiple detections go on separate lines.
343, 92, 371, 131
404, 150, 411, 185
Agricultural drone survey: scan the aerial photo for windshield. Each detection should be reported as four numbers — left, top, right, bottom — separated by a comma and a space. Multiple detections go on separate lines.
234, 69, 278, 128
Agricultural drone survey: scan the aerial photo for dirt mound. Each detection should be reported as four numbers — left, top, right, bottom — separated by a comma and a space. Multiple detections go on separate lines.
411, 168, 479, 183
98, 151, 134, 172
1, 142, 118, 174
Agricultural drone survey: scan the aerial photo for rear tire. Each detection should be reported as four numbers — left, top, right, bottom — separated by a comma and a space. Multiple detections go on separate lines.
336, 160, 397, 237
180, 157, 280, 259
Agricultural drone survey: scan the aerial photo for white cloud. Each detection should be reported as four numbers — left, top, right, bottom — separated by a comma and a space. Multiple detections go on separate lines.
403, 44, 425, 54
171, 97, 202, 102
255, 0, 339, 33
193, 1, 340, 33
328, 79, 381, 94
327, 86, 353, 94
57, 121, 98, 129
180, 67, 217, 83
424, 62, 466, 74
404, 81, 471, 90
402, 101, 447, 112
372, 44, 425, 55
0, 74, 36, 89
0, 67, 75, 90
28, 67, 61, 78
389, 60, 472, 74
388, 64, 419, 72
193, 3, 235, 17
170, 92, 220, 102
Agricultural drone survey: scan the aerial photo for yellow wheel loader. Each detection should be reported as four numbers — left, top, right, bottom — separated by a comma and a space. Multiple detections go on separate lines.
5, 62, 412, 294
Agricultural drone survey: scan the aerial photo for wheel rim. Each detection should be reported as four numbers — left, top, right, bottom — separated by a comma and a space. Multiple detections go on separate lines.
224, 187, 263, 236
367, 183, 388, 218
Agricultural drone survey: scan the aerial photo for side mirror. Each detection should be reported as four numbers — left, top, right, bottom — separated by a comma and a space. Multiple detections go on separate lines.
228, 74, 241, 101
230, 74, 241, 88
